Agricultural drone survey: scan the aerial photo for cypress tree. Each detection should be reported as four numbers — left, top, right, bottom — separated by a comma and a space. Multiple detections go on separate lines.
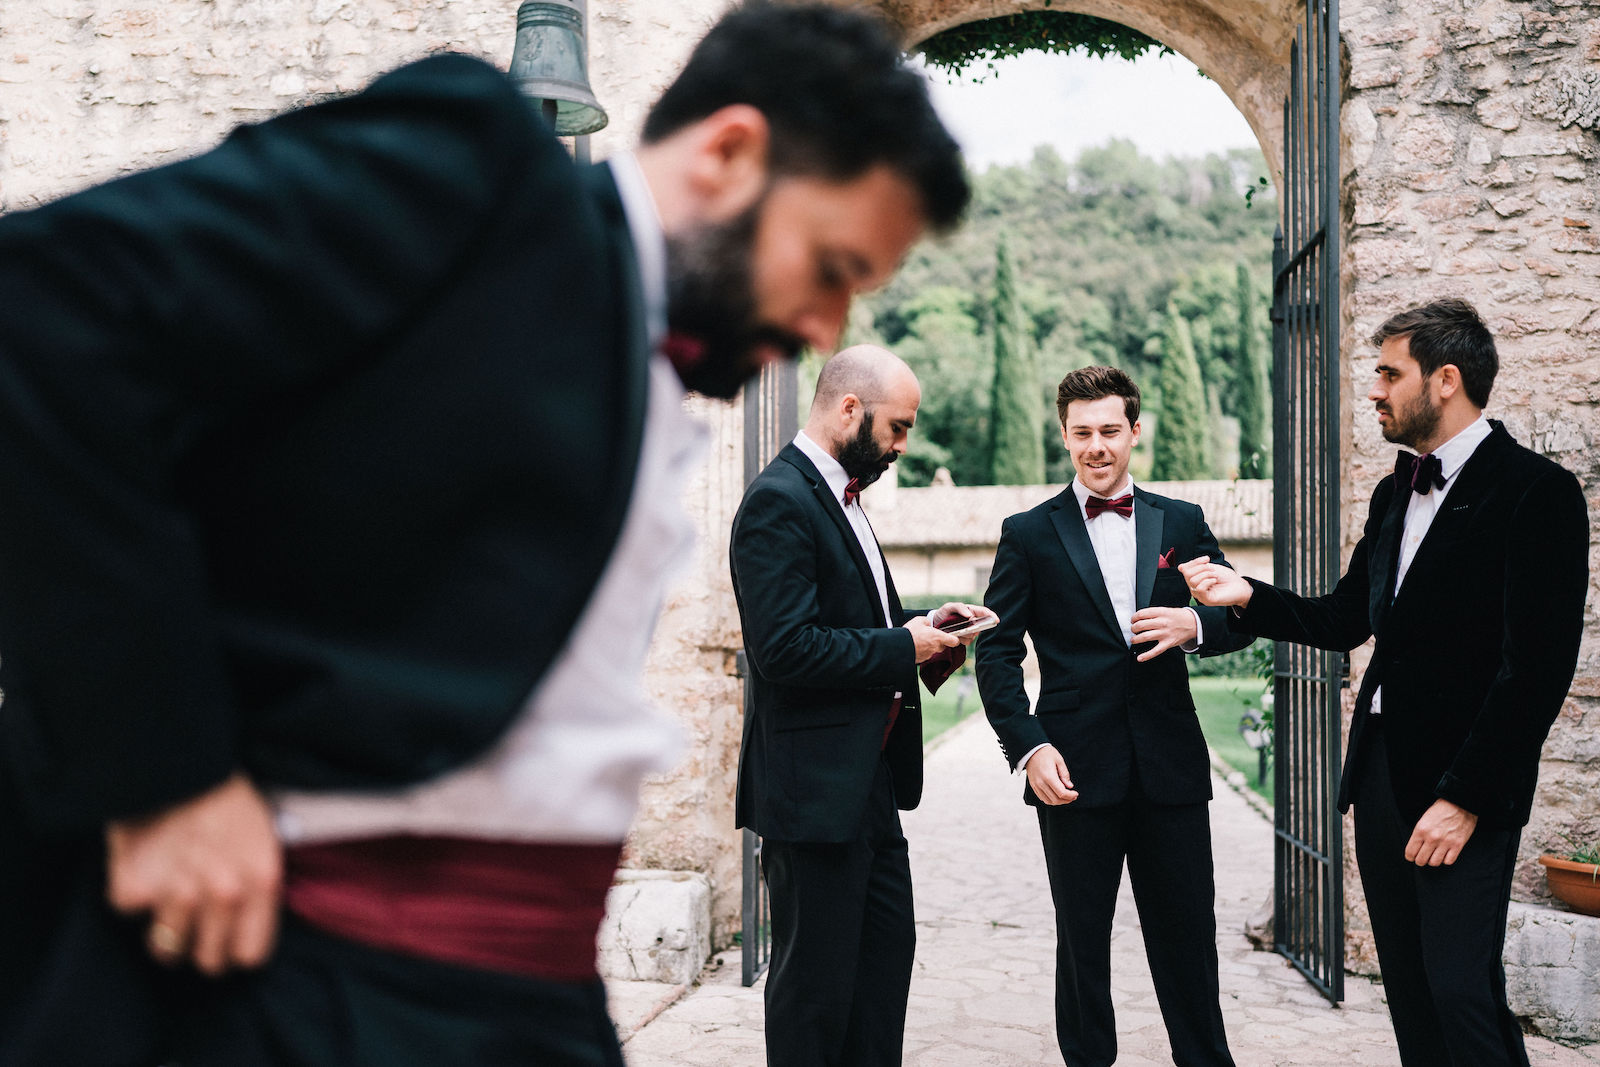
1151, 305, 1212, 480
988, 236, 1045, 484
1234, 263, 1270, 478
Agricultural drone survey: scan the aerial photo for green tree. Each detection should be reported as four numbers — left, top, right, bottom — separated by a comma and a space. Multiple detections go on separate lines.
988, 236, 1045, 485
1234, 263, 1270, 478
1151, 305, 1212, 480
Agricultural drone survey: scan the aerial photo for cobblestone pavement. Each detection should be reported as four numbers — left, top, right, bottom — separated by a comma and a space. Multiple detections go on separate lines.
615, 715, 1600, 1066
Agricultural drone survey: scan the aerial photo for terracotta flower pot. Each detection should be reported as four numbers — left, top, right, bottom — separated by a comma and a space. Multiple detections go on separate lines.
1538, 854, 1600, 917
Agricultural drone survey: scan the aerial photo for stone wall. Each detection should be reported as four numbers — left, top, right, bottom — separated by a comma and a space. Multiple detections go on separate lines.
1339, 0, 1600, 961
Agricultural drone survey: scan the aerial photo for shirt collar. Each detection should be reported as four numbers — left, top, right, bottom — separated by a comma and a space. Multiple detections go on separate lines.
1072, 474, 1136, 516
1429, 413, 1491, 483
606, 152, 668, 353
794, 431, 852, 506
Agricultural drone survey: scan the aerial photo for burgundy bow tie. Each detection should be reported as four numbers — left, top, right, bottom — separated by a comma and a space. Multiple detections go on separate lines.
1395, 451, 1445, 494
843, 478, 865, 507
1085, 493, 1133, 519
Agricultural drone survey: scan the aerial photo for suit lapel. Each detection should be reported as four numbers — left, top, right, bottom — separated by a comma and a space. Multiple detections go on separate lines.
1048, 492, 1122, 637
779, 446, 888, 626
1134, 494, 1163, 609
1368, 474, 1409, 631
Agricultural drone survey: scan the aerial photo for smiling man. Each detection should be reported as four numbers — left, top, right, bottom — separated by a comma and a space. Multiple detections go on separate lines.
1182, 299, 1587, 1067
975, 365, 1251, 1067
0, 5, 967, 1065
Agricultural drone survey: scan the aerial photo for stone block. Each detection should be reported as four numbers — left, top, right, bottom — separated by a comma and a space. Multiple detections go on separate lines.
1504, 901, 1600, 1042
598, 869, 712, 987
1554, 229, 1600, 253
1477, 95, 1523, 130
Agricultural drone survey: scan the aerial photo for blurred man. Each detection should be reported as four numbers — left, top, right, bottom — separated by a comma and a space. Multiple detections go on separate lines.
976, 365, 1250, 1067
0, 5, 968, 1065
1182, 299, 1587, 1067
731, 345, 989, 1067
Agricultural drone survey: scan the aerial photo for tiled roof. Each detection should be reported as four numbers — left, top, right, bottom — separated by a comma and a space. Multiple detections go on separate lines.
868, 479, 1273, 549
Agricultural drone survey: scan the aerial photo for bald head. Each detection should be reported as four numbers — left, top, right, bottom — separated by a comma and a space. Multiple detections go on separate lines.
805, 345, 921, 483
810, 345, 917, 417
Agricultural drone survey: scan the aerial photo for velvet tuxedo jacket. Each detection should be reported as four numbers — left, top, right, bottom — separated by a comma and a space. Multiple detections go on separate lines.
731, 444, 923, 844
975, 486, 1253, 808
0, 55, 648, 1059
1235, 422, 1588, 830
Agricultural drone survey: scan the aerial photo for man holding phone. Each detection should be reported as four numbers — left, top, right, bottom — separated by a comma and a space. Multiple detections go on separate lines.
730, 344, 990, 1067
975, 365, 1251, 1067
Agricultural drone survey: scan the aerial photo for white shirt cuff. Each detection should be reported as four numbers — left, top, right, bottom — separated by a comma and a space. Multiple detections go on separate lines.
1180, 606, 1203, 653
1018, 742, 1050, 774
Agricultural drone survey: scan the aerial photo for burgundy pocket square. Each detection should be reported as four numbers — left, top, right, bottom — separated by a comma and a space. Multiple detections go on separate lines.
1157, 548, 1176, 569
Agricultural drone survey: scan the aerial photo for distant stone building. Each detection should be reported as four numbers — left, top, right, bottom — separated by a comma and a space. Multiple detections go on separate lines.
869, 475, 1274, 600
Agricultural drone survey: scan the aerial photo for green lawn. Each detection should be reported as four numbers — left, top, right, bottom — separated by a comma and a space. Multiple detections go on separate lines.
921, 668, 982, 745
1190, 675, 1274, 801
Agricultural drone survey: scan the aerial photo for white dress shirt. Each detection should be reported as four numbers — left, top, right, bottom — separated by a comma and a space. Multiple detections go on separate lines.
1370, 414, 1491, 716
273, 153, 706, 844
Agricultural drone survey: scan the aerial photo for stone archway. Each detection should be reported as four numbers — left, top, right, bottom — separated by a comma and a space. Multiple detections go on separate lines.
873, 0, 1301, 189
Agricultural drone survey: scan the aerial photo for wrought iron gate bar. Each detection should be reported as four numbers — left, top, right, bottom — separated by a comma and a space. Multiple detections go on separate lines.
1271, 0, 1343, 1005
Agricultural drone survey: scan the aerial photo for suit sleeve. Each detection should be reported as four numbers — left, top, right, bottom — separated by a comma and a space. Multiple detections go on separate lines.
1435, 466, 1589, 817
731, 482, 915, 695
1235, 480, 1389, 652
0, 56, 554, 833
1191, 509, 1254, 656
974, 517, 1049, 770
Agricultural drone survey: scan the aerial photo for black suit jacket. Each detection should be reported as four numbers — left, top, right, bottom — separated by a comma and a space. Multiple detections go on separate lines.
1235, 422, 1588, 830
975, 487, 1252, 808
0, 54, 648, 835
0, 56, 650, 1060
730, 444, 923, 844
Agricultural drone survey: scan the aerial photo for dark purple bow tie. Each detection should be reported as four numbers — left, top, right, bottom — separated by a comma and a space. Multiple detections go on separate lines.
1085, 493, 1133, 519
1395, 451, 1445, 494
843, 478, 864, 507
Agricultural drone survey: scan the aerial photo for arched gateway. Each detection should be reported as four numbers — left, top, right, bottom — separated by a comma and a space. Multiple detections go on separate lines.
737, 0, 1348, 1001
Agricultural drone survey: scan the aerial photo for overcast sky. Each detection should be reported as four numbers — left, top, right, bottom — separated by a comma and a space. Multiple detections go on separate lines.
917, 49, 1263, 173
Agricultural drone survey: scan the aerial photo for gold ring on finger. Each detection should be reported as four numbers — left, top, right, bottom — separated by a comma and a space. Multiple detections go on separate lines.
150, 922, 185, 956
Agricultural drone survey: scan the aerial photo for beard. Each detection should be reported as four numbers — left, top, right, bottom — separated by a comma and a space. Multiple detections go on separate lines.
663, 197, 806, 400
835, 409, 897, 484
1378, 389, 1441, 449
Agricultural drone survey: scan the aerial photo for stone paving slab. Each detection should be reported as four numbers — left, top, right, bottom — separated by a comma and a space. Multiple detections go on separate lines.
620, 715, 1600, 1065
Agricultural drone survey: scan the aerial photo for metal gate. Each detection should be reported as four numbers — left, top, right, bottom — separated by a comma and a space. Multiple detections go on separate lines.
739, 360, 797, 985
1269, 0, 1344, 1004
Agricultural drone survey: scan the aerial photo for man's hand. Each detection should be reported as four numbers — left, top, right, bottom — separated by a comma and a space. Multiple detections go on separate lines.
1179, 558, 1253, 607
904, 615, 962, 663
1404, 799, 1478, 867
106, 772, 284, 976
927, 602, 997, 648
1024, 745, 1079, 806
1130, 607, 1198, 663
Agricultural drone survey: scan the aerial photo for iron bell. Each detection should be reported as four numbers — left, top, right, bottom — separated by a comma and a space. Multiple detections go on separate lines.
508, 0, 608, 136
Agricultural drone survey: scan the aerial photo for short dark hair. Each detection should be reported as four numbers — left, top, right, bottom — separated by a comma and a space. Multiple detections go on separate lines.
641, 2, 969, 233
1056, 365, 1141, 427
1370, 298, 1498, 408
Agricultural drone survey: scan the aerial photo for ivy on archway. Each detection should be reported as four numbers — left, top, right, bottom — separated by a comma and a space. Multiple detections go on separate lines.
918, 10, 1169, 78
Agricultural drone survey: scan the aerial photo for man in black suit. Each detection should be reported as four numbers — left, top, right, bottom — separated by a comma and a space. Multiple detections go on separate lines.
731, 345, 989, 1067
975, 365, 1251, 1067
0, 5, 969, 1065
1182, 298, 1588, 1067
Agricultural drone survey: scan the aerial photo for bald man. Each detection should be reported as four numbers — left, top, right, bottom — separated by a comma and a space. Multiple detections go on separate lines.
731, 346, 989, 1067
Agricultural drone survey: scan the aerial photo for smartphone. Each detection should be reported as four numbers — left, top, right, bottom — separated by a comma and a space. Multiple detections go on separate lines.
936, 613, 998, 637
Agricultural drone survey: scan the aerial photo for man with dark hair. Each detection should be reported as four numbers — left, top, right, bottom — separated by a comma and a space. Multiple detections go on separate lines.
976, 365, 1250, 1067
0, 4, 968, 1064
1183, 298, 1588, 1066
732, 345, 988, 1067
